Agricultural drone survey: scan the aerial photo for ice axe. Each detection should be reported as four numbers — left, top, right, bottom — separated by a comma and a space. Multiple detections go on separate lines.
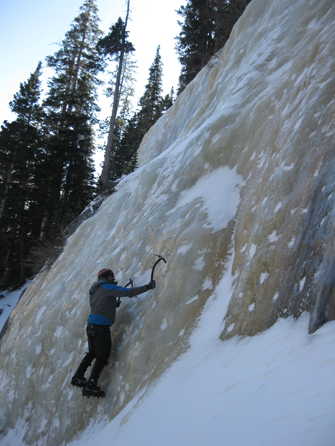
124, 278, 133, 288
151, 254, 167, 281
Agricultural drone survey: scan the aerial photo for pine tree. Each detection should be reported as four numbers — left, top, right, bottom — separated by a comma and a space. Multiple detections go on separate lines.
0, 63, 43, 289
112, 110, 139, 179
161, 87, 175, 111
98, 53, 137, 182
137, 46, 164, 137
40, 0, 102, 238
175, 0, 210, 90
176, 0, 252, 92
110, 47, 174, 176
96, 0, 135, 190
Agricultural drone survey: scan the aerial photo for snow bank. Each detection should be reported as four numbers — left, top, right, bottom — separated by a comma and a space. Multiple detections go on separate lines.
67, 262, 335, 446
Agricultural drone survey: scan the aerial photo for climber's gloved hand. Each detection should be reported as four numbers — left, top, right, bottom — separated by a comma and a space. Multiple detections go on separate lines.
146, 280, 156, 290
116, 298, 121, 307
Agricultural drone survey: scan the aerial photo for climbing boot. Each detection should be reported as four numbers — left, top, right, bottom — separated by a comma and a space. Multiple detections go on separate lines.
82, 379, 105, 398
71, 375, 87, 388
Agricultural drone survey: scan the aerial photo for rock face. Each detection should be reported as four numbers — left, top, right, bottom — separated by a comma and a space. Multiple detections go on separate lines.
0, 0, 334, 444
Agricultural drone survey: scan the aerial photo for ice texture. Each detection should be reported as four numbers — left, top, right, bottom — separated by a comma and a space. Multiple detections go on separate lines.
0, 0, 335, 444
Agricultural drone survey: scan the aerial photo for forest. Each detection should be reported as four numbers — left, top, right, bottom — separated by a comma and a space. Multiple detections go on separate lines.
0, 0, 250, 290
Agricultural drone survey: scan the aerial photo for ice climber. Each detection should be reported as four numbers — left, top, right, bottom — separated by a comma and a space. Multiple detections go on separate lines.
71, 268, 156, 398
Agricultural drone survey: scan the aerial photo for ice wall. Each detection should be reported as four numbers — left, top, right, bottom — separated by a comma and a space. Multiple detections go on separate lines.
0, 0, 334, 444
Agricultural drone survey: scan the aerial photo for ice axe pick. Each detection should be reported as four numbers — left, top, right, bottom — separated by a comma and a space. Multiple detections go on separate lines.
151, 254, 167, 281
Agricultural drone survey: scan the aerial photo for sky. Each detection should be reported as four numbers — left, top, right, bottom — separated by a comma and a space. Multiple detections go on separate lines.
0, 0, 186, 125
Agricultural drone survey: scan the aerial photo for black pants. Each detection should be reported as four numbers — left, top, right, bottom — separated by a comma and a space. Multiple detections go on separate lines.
75, 324, 112, 383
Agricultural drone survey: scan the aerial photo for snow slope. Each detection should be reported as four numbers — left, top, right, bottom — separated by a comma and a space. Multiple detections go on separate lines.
66, 271, 335, 446
1, 0, 335, 444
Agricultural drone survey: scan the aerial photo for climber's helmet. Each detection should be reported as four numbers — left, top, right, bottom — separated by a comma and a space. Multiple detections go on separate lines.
97, 268, 114, 280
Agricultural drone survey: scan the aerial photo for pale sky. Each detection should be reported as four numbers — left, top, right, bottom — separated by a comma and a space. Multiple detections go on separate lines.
0, 0, 186, 124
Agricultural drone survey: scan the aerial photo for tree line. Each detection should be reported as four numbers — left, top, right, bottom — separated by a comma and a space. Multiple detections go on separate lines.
176, 0, 252, 93
0, 0, 248, 290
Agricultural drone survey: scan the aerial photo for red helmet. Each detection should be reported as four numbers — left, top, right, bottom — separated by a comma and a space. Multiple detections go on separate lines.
97, 268, 114, 279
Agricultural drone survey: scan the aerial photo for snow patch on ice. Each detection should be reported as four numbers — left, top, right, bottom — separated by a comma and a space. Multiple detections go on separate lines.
35, 305, 46, 324
274, 202, 282, 213
25, 365, 33, 379
240, 243, 247, 253
176, 244, 192, 256
248, 303, 255, 312
185, 296, 199, 305
268, 231, 279, 243
299, 277, 306, 292
201, 278, 213, 290
35, 344, 42, 355
167, 166, 243, 232
288, 236, 296, 248
260, 272, 269, 284
226, 323, 235, 333
160, 319, 168, 331
249, 244, 257, 258
193, 256, 205, 271
53, 326, 63, 339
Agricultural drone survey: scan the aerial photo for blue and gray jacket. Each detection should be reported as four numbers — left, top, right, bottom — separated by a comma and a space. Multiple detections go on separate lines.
87, 278, 150, 326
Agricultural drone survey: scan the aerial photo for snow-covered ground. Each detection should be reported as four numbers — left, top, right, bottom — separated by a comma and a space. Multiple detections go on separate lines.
66, 260, 335, 446
0, 282, 30, 333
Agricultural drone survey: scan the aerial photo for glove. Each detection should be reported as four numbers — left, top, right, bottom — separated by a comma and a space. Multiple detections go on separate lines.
146, 280, 156, 290
116, 298, 121, 307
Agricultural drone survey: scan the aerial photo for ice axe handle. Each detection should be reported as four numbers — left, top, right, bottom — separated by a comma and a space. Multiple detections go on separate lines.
118, 279, 133, 305
151, 255, 167, 281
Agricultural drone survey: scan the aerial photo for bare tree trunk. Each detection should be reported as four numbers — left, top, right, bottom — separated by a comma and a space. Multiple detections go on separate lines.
101, 0, 131, 191
0, 160, 15, 221
0, 248, 11, 289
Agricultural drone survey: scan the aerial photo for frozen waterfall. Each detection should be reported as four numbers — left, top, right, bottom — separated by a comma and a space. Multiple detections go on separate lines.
1, 0, 335, 445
